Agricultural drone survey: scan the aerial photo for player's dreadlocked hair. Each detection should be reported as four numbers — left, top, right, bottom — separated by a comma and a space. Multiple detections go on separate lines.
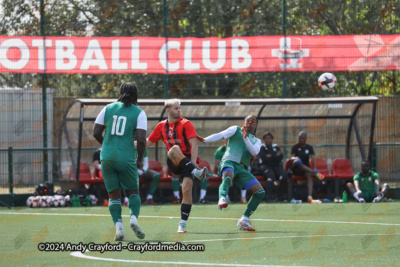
118, 82, 138, 107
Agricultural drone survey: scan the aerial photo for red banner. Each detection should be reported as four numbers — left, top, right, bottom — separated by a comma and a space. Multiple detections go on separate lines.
0, 35, 399, 74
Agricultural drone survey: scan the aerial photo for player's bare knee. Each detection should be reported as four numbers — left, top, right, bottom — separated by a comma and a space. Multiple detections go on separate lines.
168, 145, 180, 156
347, 182, 354, 188
108, 189, 121, 199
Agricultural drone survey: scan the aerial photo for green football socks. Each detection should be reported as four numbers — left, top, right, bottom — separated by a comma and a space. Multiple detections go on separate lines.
200, 177, 209, 190
244, 188, 265, 218
128, 194, 141, 218
172, 177, 180, 194
108, 198, 122, 224
219, 176, 232, 198
148, 172, 161, 196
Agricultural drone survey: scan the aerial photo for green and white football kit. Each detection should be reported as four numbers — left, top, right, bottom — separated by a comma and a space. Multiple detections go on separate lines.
204, 126, 265, 231
95, 101, 147, 240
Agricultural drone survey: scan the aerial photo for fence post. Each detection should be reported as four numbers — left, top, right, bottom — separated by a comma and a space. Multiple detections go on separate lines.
371, 142, 377, 172
163, 0, 169, 99
8, 147, 13, 194
40, 0, 49, 182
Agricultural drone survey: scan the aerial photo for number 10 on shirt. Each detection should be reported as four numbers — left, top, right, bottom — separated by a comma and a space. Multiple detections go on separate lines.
111, 115, 127, 136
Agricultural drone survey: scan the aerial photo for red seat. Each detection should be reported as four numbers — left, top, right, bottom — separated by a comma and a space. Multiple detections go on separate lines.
331, 158, 355, 179
69, 162, 94, 183
309, 158, 336, 179
148, 160, 164, 176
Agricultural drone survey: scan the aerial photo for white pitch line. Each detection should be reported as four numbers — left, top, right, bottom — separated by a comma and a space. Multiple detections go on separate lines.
162, 233, 400, 244
1, 211, 400, 226
70, 251, 311, 267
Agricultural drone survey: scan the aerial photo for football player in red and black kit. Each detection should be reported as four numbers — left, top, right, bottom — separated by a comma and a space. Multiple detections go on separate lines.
147, 99, 208, 233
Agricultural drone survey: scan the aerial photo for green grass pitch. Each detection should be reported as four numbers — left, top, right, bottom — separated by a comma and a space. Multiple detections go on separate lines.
1, 202, 400, 266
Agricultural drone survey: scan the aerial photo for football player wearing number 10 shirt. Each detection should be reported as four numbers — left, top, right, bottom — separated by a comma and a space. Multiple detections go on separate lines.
93, 82, 147, 241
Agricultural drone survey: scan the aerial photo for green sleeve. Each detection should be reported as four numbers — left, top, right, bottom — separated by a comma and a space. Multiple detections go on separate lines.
372, 171, 379, 181
353, 173, 360, 182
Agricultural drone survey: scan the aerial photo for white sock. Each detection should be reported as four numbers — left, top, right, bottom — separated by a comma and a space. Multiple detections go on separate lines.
353, 193, 360, 201
174, 191, 180, 199
115, 222, 124, 231
130, 215, 137, 221
241, 190, 247, 198
241, 215, 249, 222
200, 189, 207, 200
180, 219, 187, 225
375, 195, 382, 201
124, 197, 128, 203
308, 195, 312, 199
146, 195, 153, 200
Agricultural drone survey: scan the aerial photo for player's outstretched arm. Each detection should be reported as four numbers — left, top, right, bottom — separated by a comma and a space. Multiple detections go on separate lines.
196, 135, 205, 143
203, 126, 237, 143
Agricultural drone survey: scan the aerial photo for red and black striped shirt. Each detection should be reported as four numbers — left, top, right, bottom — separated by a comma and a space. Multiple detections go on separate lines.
148, 117, 197, 155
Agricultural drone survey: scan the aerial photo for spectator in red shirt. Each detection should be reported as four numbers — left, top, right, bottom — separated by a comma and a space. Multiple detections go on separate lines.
147, 99, 208, 233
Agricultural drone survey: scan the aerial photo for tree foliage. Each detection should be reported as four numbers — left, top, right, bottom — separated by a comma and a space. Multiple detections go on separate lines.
0, 0, 398, 98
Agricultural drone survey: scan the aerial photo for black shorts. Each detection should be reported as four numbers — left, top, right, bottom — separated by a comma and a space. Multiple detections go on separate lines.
167, 154, 192, 180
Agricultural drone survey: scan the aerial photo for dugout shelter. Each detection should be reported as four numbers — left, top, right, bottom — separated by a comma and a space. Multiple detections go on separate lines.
58, 97, 379, 186
58, 97, 378, 186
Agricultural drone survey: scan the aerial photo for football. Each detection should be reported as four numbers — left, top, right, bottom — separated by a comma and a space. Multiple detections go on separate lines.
26, 196, 38, 208
318, 72, 337, 91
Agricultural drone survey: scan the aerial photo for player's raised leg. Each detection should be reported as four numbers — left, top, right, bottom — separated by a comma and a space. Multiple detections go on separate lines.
218, 167, 233, 209
168, 145, 208, 181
